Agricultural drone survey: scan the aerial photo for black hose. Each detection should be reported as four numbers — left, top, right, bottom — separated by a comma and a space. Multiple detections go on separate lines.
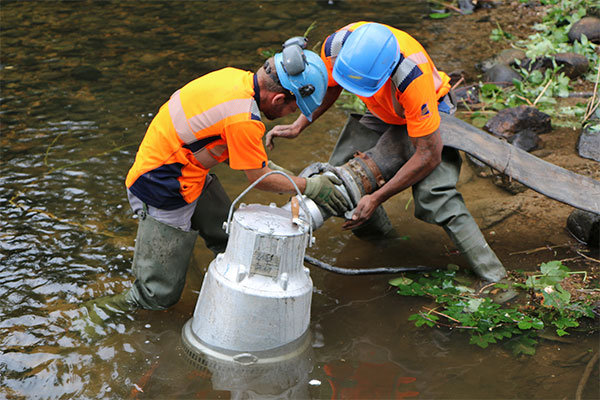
304, 255, 436, 275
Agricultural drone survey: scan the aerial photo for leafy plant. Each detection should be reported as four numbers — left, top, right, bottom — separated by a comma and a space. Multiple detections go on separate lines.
259, 21, 319, 60
390, 261, 598, 355
516, 261, 595, 336
467, 62, 574, 126
490, 22, 514, 42
466, 0, 598, 128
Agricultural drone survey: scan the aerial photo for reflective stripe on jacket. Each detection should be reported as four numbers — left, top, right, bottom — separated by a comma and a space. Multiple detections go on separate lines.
321, 21, 451, 137
126, 68, 267, 210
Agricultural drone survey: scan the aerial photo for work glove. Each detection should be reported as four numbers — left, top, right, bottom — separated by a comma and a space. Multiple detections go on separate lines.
304, 174, 349, 216
267, 160, 294, 176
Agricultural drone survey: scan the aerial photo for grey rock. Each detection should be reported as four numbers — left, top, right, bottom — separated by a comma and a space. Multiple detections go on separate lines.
554, 52, 589, 79
576, 122, 600, 162
567, 209, 600, 248
483, 64, 522, 87
484, 105, 552, 138
508, 129, 541, 152
568, 17, 600, 44
524, 53, 589, 79
478, 48, 527, 72
458, 0, 475, 14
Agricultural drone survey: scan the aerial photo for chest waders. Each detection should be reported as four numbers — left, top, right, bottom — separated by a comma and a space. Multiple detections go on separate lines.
328, 112, 507, 282
126, 174, 231, 310
127, 209, 198, 310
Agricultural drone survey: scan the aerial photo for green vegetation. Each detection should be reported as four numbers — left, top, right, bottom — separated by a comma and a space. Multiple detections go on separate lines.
466, 0, 599, 128
490, 21, 514, 42
260, 21, 320, 59
389, 261, 598, 355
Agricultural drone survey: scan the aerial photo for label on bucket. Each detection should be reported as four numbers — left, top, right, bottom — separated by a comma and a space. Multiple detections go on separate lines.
250, 235, 281, 277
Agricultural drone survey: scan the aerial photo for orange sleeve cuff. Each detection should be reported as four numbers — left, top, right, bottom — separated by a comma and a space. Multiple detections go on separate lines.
224, 121, 268, 170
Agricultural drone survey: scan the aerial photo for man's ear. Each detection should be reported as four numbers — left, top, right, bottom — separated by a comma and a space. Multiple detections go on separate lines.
272, 92, 286, 105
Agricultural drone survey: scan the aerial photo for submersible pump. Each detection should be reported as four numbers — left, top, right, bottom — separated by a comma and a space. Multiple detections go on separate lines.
182, 172, 315, 367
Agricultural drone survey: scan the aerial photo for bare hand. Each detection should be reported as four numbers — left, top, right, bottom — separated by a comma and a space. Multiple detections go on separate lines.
342, 194, 380, 230
265, 124, 301, 150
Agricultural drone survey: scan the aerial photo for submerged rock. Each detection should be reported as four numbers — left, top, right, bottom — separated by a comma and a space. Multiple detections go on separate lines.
71, 65, 102, 81
568, 17, 600, 44
567, 209, 600, 248
484, 105, 552, 138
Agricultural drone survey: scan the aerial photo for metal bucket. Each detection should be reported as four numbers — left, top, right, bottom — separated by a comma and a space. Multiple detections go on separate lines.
182, 172, 314, 356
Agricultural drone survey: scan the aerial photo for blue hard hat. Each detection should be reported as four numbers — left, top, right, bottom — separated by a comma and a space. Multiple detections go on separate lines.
333, 23, 400, 97
275, 47, 328, 121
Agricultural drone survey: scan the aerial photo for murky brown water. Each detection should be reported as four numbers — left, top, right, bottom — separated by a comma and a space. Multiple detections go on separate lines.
1, 1, 598, 399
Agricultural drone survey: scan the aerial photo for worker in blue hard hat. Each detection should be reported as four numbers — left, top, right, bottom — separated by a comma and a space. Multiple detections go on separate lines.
266, 22, 507, 283
79, 42, 349, 335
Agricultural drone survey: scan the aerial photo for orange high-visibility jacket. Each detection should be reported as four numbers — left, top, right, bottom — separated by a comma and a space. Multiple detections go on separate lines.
321, 21, 452, 138
126, 68, 267, 210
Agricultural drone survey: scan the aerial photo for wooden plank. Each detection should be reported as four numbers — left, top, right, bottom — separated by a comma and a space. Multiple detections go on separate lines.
439, 113, 600, 214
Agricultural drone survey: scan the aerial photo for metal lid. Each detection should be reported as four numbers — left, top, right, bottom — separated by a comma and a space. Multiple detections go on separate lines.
233, 204, 305, 237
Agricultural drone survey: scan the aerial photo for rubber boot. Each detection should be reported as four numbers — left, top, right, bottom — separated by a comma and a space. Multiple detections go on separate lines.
413, 148, 507, 282
127, 212, 198, 310
190, 174, 230, 256
444, 218, 507, 282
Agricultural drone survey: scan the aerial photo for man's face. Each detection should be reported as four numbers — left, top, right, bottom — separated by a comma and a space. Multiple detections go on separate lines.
263, 97, 298, 120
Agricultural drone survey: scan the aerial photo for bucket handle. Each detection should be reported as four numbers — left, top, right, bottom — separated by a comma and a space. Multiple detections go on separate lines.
224, 171, 314, 246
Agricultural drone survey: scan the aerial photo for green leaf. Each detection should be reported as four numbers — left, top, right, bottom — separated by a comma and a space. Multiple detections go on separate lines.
481, 83, 501, 95
470, 335, 491, 348
508, 335, 537, 356
429, 12, 451, 19
518, 320, 532, 330
540, 261, 569, 277
389, 277, 414, 287
531, 319, 544, 330
466, 298, 484, 313
471, 116, 488, 128
542, 285, 571, 308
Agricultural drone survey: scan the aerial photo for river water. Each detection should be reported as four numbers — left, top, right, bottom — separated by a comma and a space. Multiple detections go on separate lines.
1, 1, 598, 399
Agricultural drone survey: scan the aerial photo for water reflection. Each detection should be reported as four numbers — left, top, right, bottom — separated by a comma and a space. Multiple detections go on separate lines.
1, 1, 598, 399
180, 332, 314, 399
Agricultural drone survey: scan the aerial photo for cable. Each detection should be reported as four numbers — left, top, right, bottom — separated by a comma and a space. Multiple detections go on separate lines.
304, 255, 436, 275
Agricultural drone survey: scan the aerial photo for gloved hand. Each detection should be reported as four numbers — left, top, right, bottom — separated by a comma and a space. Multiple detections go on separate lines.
267, 160, 294, 176
304, 174, 349, 216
